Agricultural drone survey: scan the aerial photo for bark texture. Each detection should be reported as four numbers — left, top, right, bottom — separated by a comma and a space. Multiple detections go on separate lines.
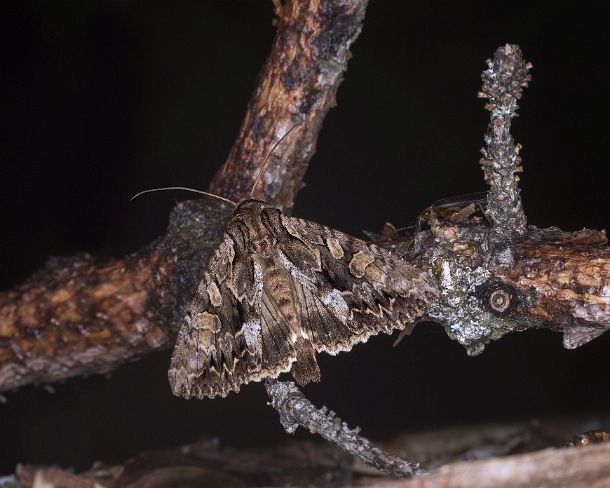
0, 201, 232, 392
7, 418, 610, 487
0, 0, 369, 393
209, 0, 368, 208
415, 45, 609, 356
479, 44, 530, 236
266, 380, 424, 477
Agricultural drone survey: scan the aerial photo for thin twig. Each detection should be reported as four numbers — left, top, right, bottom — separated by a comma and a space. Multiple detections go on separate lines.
478, 44, 532, 237
265, 379, 425, 478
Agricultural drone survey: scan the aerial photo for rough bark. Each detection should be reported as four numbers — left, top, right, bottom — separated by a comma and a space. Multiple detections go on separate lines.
6, 419, 610, 488
0, 0, 369, 393
266, 379, 424, 477
479, 44, 530, 236
373, 444, 610, 488
1, 9, 608, 487
414, 45, 609, 357
209, 0, 368, 208
0, 200, 232, 392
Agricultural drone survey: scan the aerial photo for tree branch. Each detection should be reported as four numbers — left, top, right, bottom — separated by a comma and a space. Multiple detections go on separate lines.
0, 0, 370, 393
372, 444, 610, 488
479, 44, 531, 237
419, 44, 609, 356
265, 379, 424, 478
7, 421, 610, 487
210, 0, 368, 208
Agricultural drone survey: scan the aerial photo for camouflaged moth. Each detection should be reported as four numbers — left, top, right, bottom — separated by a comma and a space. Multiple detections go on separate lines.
167, 199, 437, 399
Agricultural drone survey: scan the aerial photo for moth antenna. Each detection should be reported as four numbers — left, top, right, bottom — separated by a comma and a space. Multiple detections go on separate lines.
130, 186, 237, 206
249, 124, 300, 199
132, 126, 298, 205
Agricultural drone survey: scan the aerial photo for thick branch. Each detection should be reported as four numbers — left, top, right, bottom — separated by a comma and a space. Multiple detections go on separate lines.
419, 44, 609, 356
498, 227, 610, 346
0, 0, 369, 392
265, 379, 425, 478
209, 0, 368, 208
0, 201, 231, 392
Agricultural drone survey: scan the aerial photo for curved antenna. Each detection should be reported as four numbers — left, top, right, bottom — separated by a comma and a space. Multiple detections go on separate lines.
130, 186, 237, 206
248, 124, 300, 199
131, 125, 300, 206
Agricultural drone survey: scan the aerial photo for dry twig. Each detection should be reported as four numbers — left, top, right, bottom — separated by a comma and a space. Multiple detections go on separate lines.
266, 379, 425, 477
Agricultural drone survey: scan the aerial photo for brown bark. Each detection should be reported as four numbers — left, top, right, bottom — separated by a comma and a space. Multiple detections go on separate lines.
373, 444, 610, 488
1, 9, 608, 487
500, 228, 610, 336
9, 419, 610, 487
0, 201, 232, 392
209, 0, 368, 208
0, 0, 370, 393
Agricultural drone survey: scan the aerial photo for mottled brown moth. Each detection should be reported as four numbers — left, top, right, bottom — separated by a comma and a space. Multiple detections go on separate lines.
167, 198, 436, 399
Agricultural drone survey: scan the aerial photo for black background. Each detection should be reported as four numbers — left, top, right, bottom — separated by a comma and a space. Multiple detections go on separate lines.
1, 1, 609, 473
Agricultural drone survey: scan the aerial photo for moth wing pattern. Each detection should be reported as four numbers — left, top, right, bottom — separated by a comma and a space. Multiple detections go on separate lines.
168, 200, 436, 399
168, 237, 267, 399
278, 213, 436, 354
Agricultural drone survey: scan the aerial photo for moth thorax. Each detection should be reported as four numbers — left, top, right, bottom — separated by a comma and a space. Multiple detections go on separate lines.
252, 236, 275, 255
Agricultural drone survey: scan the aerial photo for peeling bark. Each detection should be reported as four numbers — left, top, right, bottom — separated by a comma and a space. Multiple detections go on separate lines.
0, 8, 608, 485
479, 44, 530, 237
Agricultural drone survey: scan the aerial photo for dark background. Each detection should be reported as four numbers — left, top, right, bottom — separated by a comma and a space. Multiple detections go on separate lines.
1, 1, 609, 473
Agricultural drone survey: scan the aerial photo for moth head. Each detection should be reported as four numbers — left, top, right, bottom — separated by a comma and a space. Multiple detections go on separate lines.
233, 199, 267, 219
230, 200, 280, 256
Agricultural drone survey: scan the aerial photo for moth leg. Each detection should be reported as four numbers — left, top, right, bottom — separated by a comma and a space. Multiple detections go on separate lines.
291, 336, 321, 385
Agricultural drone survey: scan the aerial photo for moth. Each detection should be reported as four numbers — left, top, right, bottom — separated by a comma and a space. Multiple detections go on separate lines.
167, 198, 437, 399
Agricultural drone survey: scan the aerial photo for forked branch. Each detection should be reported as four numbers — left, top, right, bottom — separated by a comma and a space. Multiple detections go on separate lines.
0, 0, 370, 393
